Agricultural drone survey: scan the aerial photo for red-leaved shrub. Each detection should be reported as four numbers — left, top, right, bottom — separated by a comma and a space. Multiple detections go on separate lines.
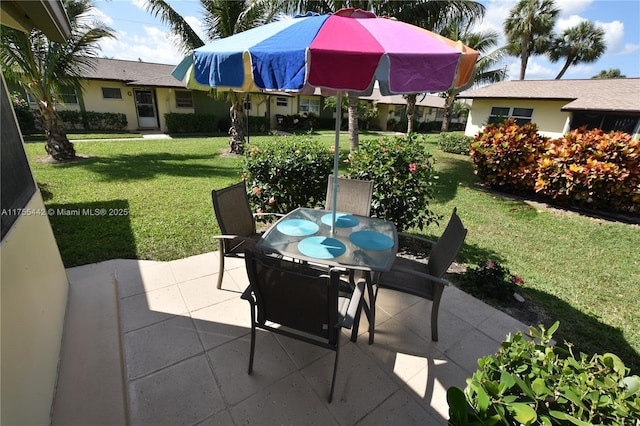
470, 119, 548, 193
535, 128, 640, 212
471, 121, 640, 214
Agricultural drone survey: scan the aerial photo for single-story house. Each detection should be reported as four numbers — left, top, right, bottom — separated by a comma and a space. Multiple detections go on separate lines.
40, 57, 458, 133
460, 78, 640, 140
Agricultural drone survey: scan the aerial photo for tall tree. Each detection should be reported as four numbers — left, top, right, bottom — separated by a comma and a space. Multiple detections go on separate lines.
0, 0, 114, 161
437, 18, 507, 131
504, 0, 559, 80
145, 0, 283, 153
592, 68, 626, 79
549, 21, 606, 80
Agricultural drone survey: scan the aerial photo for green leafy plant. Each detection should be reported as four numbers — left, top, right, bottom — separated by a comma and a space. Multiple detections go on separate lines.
470, 119, 548, 193
164, 113, 217, 133
459, 261, 524, 302
243, 135, 333, 215
448, 322, 640, 425
346, 133, 439, 231
439, 133, 473, 155
535, 128, 640, 213
11, 92, 38, 134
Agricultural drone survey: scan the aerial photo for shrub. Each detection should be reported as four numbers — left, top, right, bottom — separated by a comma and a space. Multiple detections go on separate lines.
345, 133, 439, 231
11, 92, 37, 134
458, 261, 524, 302
535, 128, 640, 213
243, 135, 333, 215
247, 116, 269, 133
439, 133, 473, 155
448, 322, 640, 425
470, 119, 548, 193
165, 113, 217, 133
58, 110, 128, 131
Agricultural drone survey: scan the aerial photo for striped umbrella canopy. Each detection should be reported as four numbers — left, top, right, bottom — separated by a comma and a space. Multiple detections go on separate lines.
172, 8, 478, 230
173, 8, 478, 95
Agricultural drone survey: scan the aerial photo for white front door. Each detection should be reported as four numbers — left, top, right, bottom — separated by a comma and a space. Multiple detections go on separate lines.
135, 89, 158, 128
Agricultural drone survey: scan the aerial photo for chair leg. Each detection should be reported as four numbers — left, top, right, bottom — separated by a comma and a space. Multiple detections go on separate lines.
329, 334, 340, 403
217, 242, 225, 289
248, 324, 256, 374
430, 285, 445, 342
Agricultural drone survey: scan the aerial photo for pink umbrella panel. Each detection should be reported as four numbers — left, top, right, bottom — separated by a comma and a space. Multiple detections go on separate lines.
173, 8, 478, 95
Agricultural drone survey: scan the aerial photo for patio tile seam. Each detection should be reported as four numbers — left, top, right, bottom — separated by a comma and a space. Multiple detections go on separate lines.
126, 350, 208, 383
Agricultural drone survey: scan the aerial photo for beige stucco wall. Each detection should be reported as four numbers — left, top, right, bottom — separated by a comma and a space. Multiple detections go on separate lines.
465, 98, 571, 138
57, 80, 195, 132
1, 193, 69, 426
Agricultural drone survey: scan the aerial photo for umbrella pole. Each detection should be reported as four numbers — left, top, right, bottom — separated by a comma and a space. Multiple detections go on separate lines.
331, 92, 342, 234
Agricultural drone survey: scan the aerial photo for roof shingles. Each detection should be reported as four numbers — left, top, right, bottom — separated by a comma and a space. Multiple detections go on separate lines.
83, 58, 185, 88
461, 79, 640, 113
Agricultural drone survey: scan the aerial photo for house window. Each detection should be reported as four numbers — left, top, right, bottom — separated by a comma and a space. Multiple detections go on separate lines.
59, 87, 78, 104
175, 90, 193, 108
299, 98, 320, 114
26, 93, 36, 104
102, 87, 122, 99
571, 112, 639, 134
416, 107, 423, 118
488, 106, 533, 125
276, 97, 288, 107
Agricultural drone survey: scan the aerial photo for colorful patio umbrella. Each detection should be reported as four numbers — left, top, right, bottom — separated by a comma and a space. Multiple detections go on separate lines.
172, 8, 478, 231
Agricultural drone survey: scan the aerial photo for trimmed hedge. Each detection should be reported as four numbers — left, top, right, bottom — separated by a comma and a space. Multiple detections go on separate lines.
470, 120, 640, 213
165, 113, 217, 133
438, 132, 473, 155
58, 110, 127, 131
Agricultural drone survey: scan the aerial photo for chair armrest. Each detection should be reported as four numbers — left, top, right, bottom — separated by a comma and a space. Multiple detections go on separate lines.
398, 232, 437, 247
252, 212, 285, 219
240, 285, 255, 303
388, 264, 451, 287
212, 234, 256, 242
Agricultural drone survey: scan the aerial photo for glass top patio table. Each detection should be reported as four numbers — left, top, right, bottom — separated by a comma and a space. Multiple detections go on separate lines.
257, 207, 398, 272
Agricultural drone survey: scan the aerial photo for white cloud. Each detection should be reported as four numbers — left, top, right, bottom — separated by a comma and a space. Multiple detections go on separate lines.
558, 0, 593, 17
556, 14, 586, 32
184, 15, 208, 42
85, 6, 114, 26
98, 26, 184, 64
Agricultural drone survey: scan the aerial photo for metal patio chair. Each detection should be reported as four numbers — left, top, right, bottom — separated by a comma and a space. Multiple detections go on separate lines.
325, 175, 374, 217
241, 249, 365, 403
211, 182, 282, 289
376, 208, 467, 341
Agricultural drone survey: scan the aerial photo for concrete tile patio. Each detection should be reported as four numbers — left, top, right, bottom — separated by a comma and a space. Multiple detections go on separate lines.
52, 251, 530, 426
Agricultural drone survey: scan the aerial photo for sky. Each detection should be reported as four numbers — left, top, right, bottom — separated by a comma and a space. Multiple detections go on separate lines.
91, 0, 640, 81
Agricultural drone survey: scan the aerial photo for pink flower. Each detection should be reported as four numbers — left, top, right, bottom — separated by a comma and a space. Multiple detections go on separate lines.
511, 276, 525, 285
408, 163, 417, 173
381, 147, 387, 153
486, 261, 496, 268
269, 197, 276, 205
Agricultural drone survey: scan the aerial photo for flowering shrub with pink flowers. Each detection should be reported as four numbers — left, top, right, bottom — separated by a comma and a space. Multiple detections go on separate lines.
345, 133, 438, 231
460, 260, 525, 302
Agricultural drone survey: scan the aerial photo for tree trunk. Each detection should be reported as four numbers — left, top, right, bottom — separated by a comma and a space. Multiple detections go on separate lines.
405, 94, 417, 134
229, 93, 246, 154
38, 100, 76, 161
441, 92, 455, 132
347, 94, 359, 152
555, 55, 575, 80
520, 51, 529, 80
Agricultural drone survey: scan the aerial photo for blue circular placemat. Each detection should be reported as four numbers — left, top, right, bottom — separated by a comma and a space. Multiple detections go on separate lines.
321, 213, 359, 228
298, 237, 346, 259
349, 231, 394, 250
276, 219, 319, 236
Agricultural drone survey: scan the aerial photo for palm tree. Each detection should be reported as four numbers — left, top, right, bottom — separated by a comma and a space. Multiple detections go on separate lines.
145, 0, 284, 153
504, 0, 559, 80
437, 18, 507, 131
592, 68, 626, 79
549, 21, 606, 80
0, 0, 114, 161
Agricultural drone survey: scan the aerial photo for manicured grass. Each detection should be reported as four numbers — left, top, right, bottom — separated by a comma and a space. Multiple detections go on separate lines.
25, 134, 640, 373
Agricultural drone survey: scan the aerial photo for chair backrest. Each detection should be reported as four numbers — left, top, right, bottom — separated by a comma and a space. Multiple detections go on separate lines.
428, 208, 467, 278
211, 182, 256, 248
325, 175, 374, 216
245, 250, 340, 344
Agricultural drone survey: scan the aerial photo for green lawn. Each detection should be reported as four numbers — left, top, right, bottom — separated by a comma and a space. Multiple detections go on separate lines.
25, 134, 640, 373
